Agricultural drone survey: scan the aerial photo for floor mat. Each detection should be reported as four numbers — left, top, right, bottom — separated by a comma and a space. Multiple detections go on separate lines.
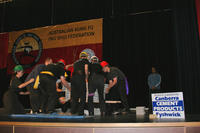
10, 114, 85, 119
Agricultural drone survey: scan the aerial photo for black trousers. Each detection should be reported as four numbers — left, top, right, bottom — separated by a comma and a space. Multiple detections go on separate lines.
0, 90, 25, 114
27, 86, 41, 113
106, 80, 129, 111
60, 101, 71, 113
70, 74, 86, 115
39, 74, 57, 113
88, 74, 105, 115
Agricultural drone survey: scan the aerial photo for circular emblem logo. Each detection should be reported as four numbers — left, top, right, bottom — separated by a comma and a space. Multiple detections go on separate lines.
12, 33, 43, 69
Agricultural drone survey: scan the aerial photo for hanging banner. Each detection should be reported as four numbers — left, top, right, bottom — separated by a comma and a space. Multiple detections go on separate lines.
152, 92, 185, 119
7, 18, 103, 73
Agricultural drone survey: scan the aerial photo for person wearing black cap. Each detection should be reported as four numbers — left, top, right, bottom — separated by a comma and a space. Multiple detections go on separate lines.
0, 65, 33, 114
100, 61, 130, 114
70, 52, 89, 115
25, 57, 53, 114
35, 59, 71, 114
88, 56, 105, 116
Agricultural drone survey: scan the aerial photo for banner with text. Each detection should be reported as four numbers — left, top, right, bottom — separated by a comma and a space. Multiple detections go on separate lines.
7, 18, 102, 73
152, 92, 185, 119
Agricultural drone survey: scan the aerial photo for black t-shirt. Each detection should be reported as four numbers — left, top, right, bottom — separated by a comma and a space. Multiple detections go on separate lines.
10, 76, 22, 94
42, 64, 65, 79
73, 59, 89, 75
89, 62, 103, 75
106, 67, 126, 83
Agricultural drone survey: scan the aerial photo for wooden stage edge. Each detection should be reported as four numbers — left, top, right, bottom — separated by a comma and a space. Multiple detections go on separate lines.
1, 121, 200, 128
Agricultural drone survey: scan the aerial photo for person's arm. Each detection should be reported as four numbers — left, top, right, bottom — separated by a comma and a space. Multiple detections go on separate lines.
154, 74, 161, 88
85, 64, 89, 82
105, 77, 117, 94
65, 64, 73, 70
19, 91, 30, 95
60, 76, 71, 91
18, 78, 34, 89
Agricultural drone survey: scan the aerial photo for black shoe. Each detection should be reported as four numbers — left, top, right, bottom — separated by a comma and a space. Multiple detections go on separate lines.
89, 112, 94, 116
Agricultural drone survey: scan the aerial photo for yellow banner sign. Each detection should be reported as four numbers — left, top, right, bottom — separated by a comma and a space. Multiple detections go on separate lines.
8, 18, 102, 53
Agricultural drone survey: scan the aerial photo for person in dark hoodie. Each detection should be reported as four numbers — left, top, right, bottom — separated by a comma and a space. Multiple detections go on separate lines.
70, 52, 89, 115
25, 57, 53, 114
88, 56, 105, 116
36, 59, 71, 114
100, 61, 130, 114
0, 65, 33, 114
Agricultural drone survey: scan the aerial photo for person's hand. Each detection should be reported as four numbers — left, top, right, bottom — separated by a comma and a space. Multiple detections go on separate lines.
19, 91, 30, 95
24, 91, 30, 95
65, 64, 73, 70
19, 92, 25, 95
56, 88, 63, 92
85, 78, 88, 83
65, 65, 70, 70
105, 88, 110, 94
152, 86, 156, 90
29, 78, 34, 83
59, 97, 66, 104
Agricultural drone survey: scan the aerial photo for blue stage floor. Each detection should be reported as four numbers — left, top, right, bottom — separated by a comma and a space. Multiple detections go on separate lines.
0, 111, 200, 123
10, 114, 85, 119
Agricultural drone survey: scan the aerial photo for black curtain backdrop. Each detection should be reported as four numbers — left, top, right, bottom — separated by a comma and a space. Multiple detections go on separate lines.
0, 68, 9, 107
103, 11, 178, 107
173, 0, 200, 114
0, 0, 171, 32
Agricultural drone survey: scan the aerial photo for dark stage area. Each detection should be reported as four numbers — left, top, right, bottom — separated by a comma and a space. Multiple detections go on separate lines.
0, 1, 200, 133
1, 0, 200, 115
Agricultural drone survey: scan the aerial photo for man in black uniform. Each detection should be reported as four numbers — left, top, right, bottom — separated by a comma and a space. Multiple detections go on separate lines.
100, 61, 130, 114
36, 59, 71, 114
70, 52, 89, 115
25, 57, 53, 114
0, 65, 33, 114
88, 56, 105, 116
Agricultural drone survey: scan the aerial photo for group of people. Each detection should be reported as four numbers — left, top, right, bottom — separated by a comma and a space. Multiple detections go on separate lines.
0, 50, 162, 116
0, 51, 130, 116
